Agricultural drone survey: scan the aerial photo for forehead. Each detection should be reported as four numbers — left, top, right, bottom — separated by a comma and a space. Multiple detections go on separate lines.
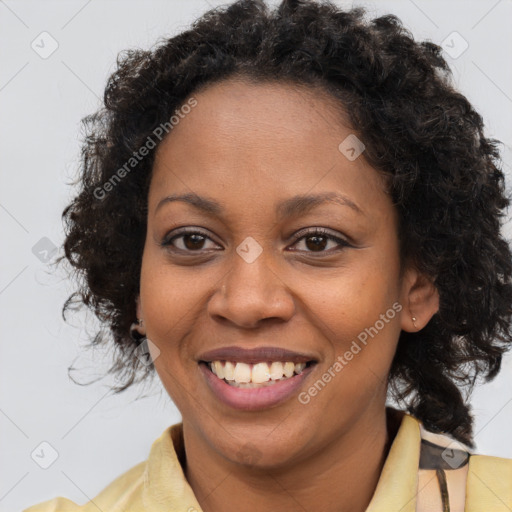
162, 78, 350, 149
149, 78, 390, 220
187, 77, 348, 127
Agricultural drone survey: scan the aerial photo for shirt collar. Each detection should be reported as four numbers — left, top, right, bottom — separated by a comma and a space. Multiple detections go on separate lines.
366, 412, 421, 511
142, 410, 421, 512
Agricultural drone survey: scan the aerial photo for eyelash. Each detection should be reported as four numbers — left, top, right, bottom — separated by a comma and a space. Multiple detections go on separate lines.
161, 227, 350, 255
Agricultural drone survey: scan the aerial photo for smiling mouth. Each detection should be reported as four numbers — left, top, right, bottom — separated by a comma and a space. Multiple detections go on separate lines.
199, 360, 317, 388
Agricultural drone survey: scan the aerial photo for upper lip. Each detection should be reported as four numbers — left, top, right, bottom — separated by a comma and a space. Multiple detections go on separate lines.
197, 346, 318, 364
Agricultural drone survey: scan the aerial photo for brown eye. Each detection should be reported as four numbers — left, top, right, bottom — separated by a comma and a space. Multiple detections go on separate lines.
291, 228, 350, 254
304, 234, 329, 252
181, 233, 207, 250
162, 229, 220, 252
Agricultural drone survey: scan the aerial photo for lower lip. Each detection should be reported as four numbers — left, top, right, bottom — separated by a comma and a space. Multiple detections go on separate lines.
199, 362, 316, 411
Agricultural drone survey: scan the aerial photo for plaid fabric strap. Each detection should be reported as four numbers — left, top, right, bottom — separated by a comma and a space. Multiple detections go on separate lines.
416, 429, 471, 512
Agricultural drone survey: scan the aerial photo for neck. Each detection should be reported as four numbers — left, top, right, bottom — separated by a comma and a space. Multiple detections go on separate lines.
183, 406, 402, 512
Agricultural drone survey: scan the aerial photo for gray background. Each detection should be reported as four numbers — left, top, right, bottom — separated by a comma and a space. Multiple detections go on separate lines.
1, 0, 511, 510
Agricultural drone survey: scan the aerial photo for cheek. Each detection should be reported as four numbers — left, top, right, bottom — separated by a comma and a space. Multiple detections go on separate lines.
301, 258, 402, 386
140, 258, 203, 412
139, 252, 203, 369
308, 260, 399, 335
299, 289, 401, 417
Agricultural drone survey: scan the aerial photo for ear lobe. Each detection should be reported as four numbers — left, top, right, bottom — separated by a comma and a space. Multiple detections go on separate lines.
401, 270, 439, 332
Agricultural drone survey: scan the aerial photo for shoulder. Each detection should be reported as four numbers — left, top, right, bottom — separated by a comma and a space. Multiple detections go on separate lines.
23, 460, 146, 511
466, 453, 512, 509
416, 419, 512, 511
23, 422, 189, 512
22, 454, 148, 511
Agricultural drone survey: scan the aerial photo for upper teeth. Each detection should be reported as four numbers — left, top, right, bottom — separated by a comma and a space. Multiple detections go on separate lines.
209, 361, 307, 384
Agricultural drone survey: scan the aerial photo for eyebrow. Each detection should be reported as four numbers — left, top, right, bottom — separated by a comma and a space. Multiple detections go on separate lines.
155, 191, 364, 218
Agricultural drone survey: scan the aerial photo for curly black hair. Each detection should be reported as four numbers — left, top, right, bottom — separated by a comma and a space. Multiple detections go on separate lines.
59, 0, 512, 447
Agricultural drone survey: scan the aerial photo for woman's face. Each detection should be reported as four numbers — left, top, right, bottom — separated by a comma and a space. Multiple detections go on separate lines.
138, 78, 430, 467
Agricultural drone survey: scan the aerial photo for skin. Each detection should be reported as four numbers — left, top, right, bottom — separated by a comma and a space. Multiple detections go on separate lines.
135, 78, 439, 512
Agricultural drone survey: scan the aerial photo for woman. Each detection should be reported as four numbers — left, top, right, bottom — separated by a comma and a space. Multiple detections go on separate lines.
25, 0, 512, 510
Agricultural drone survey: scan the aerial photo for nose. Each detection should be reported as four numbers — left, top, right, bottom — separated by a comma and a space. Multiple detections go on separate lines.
207, 247, 296, 329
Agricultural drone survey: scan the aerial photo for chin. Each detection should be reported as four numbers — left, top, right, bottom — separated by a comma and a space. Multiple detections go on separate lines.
216, 433, 307, 470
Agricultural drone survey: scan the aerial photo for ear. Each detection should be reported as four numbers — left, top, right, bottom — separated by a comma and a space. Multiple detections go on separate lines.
399, 267, 439, 332
136, 295, 143, 320
135, 295, 146, 335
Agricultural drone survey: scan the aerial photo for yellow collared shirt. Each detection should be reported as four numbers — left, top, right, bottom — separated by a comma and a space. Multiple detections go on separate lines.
24, 411, 512, 512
